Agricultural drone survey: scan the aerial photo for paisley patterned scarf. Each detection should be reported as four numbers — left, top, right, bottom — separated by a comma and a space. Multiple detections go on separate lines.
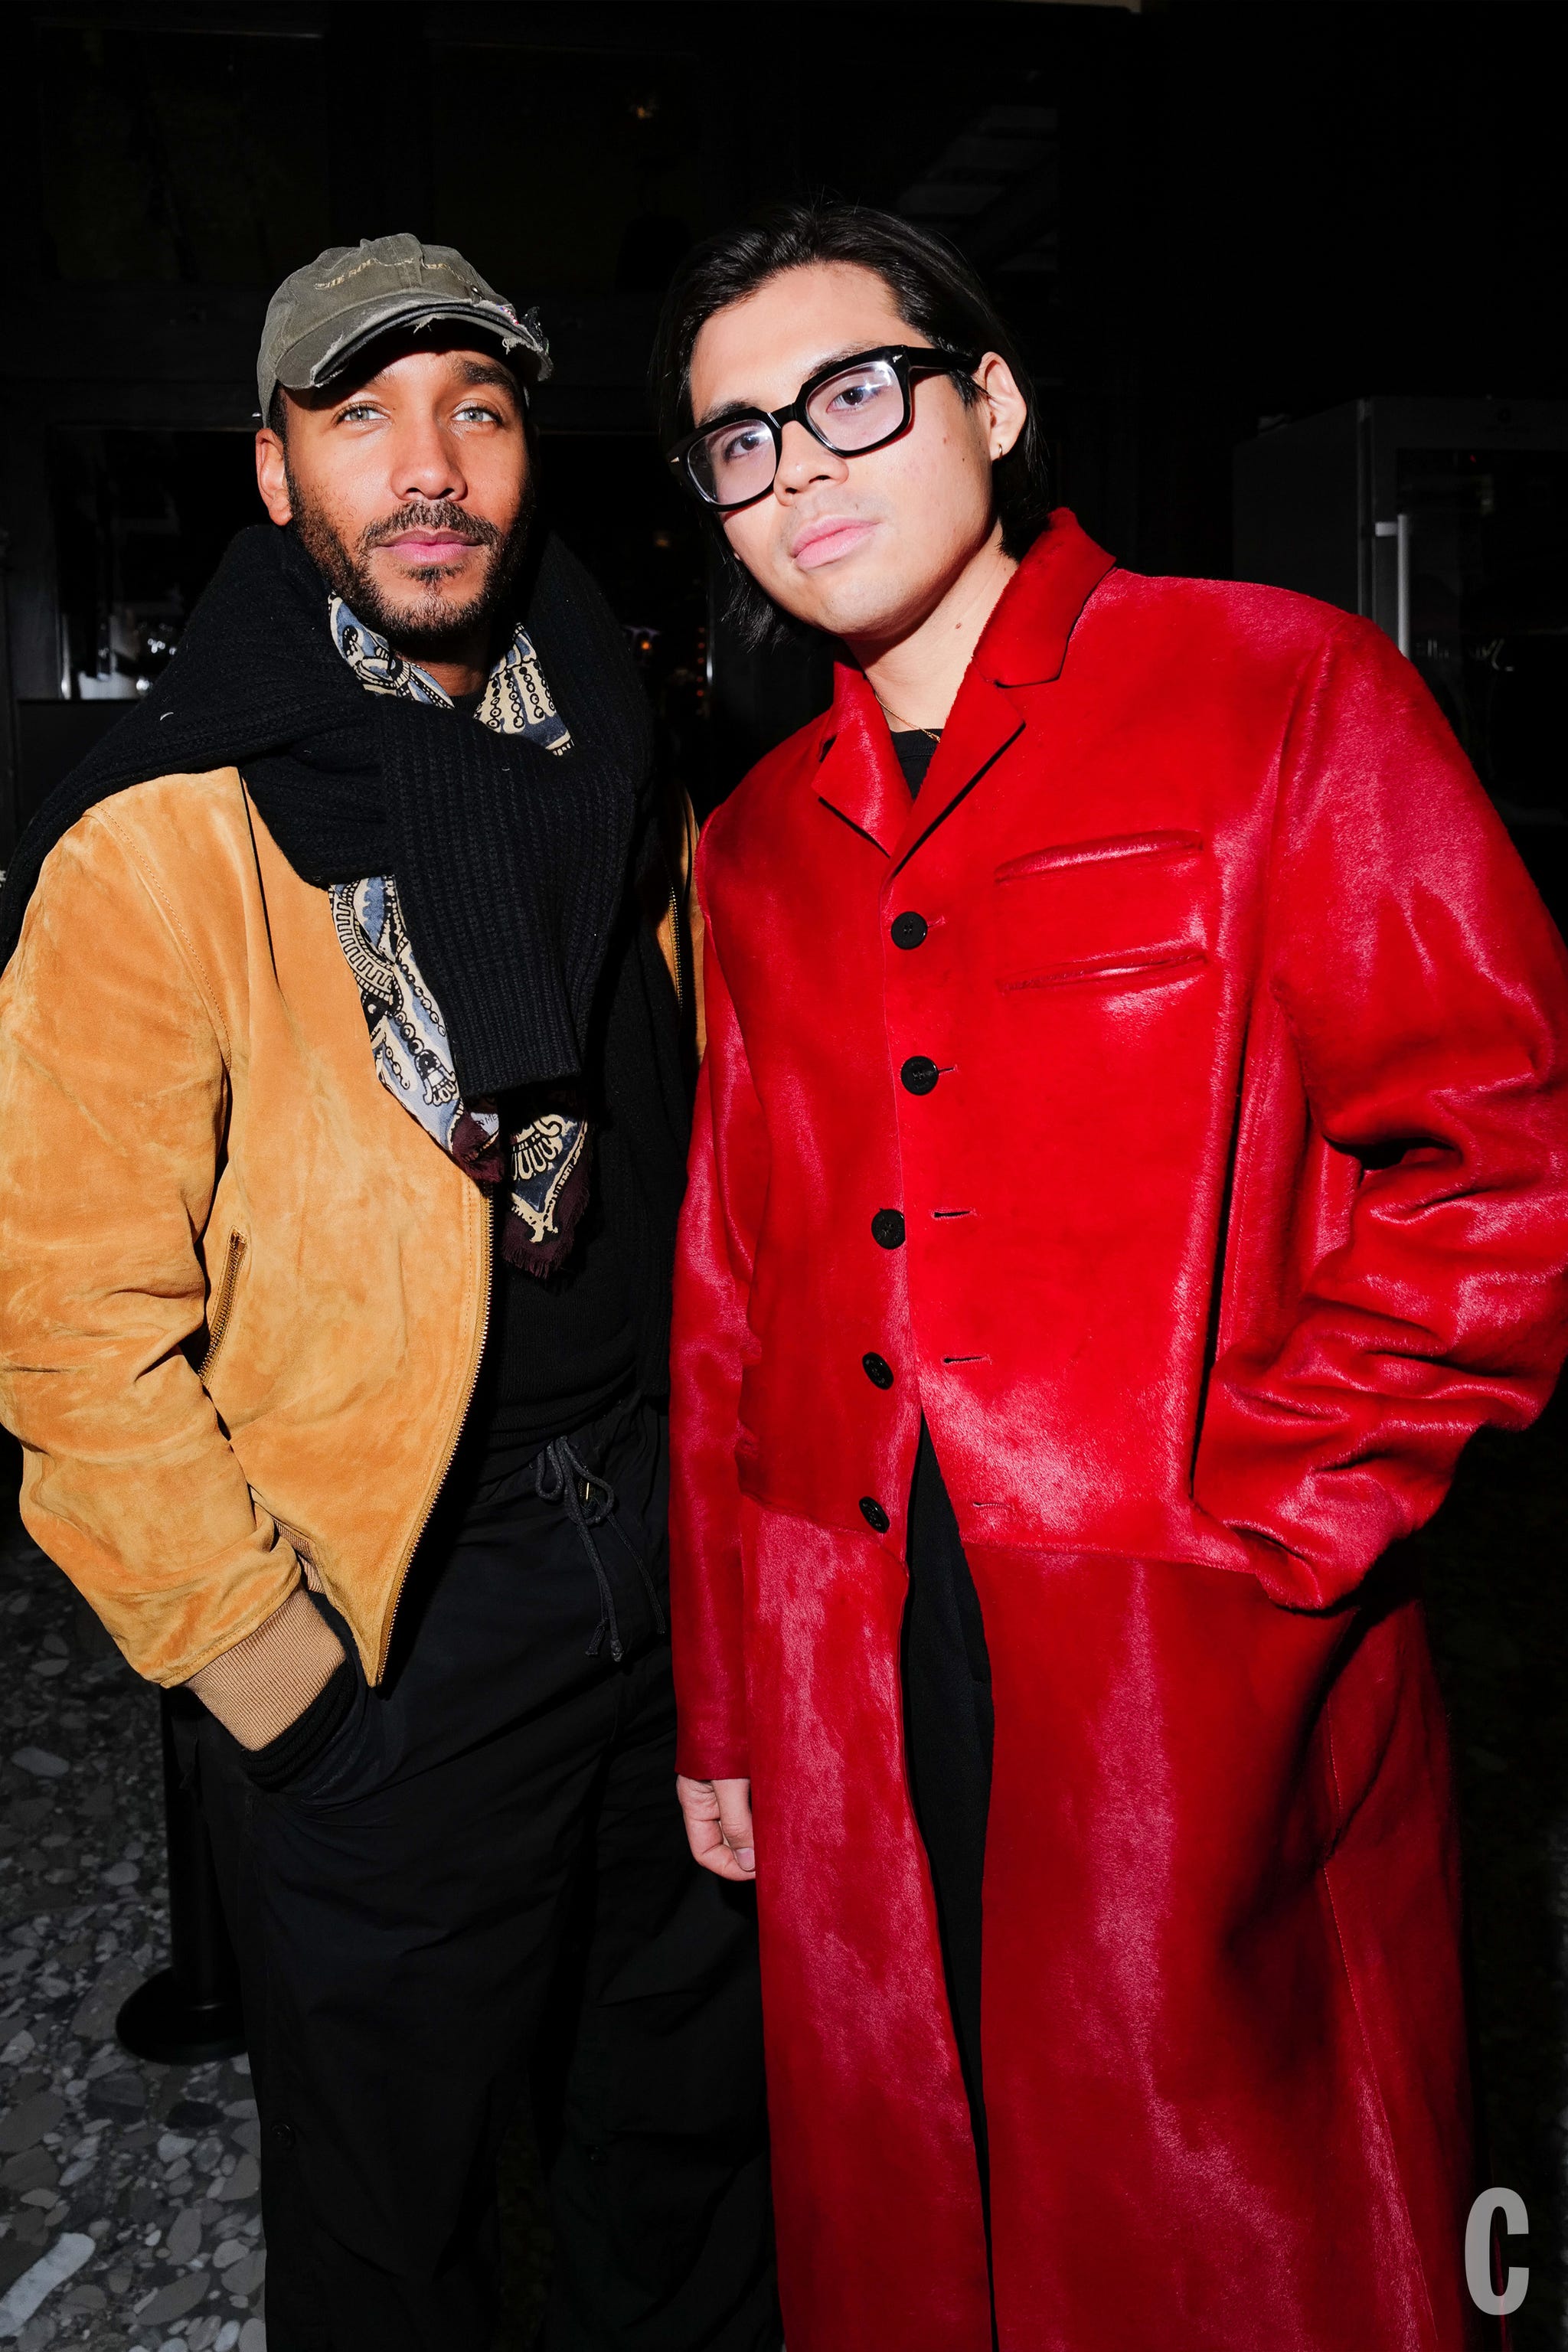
326, 599, 590, 1276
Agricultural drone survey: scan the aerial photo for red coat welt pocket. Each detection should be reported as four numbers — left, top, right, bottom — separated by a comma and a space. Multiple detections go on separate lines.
998, 942, 1209, 992
989, 831, 1211, 990
994, 828, 1204, 883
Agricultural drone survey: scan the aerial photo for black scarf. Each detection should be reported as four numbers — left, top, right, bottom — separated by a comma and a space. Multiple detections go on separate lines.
0, 522, 654, 1106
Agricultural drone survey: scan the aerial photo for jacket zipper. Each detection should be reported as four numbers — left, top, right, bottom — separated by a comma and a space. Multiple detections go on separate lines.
373, 1187, 492, 1678
666, 878, 684, 1008
199, 1233, 247, 1380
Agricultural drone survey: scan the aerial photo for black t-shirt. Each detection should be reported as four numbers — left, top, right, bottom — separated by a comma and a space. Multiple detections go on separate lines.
891, 728, 941, 797
476, 1161, 637, 1475
443, 679, 638, 1473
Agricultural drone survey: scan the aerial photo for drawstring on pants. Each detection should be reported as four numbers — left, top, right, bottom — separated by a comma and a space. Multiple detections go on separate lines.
531, 1426, 667, 1664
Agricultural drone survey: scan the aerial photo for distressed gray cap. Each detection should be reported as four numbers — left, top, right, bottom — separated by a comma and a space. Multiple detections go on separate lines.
257, 233, 550, 420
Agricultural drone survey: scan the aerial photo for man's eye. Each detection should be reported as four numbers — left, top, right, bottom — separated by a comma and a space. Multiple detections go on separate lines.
828, 379, 884, 413
455, 403, 501, 424
338, 403, 379, 423
717, 425, 768, 463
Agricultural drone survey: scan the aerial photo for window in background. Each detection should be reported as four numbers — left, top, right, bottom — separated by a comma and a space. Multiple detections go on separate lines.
1233, 398, 1568, 933
1396, 447, 1568, 831
50, 428, 258, 700
13, 430, 258, 835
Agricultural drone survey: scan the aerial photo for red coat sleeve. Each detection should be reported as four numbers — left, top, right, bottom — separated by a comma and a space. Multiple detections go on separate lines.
1194, 614, 1568, 1606
669, 851, 770, 1779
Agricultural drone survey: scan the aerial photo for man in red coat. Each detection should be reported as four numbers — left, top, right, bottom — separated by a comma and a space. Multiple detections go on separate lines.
651, 202, 1568, 2352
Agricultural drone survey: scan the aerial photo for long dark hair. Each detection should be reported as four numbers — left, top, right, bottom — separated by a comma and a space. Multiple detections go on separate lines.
650, 200, 1053, 649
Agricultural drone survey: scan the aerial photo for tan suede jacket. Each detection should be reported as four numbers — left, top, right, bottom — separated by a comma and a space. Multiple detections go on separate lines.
0, 769, 700, 1741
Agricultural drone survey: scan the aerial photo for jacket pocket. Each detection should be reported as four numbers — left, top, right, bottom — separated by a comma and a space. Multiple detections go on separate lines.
273, 1516, 327, 1594
998, 942, 1208, 993
991, 829, 1210, 994
994, 828, 1204, 883
250, 1662, 375, 1806
199, 1231, 247, 1383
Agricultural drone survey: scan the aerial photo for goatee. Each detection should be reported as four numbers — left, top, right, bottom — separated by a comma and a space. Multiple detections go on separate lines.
287, 475, 537, 662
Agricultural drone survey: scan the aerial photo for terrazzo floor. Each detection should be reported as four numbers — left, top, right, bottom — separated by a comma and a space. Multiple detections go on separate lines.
0, 1520, 266, 2350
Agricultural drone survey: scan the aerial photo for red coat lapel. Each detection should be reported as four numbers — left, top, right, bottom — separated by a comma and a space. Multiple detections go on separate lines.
813, 671, 908, 859
893, 511, 1117, 866
972, 508, 1118, 690
811, 511, 1117, 871
890, 674, 1025, 873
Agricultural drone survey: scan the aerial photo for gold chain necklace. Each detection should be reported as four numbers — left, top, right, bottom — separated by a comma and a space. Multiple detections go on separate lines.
872, 690, 942, 743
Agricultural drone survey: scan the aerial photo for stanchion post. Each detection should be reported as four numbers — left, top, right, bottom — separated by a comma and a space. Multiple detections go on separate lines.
115, 1687, 245, 2063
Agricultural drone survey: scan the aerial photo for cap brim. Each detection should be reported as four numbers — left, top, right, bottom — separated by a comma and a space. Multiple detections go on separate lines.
277, 296, 552, 395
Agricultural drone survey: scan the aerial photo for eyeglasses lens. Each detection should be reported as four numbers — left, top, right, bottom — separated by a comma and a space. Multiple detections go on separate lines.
805, 358, 905, 451
691, 417, 777, 507
691, 358, 910, 505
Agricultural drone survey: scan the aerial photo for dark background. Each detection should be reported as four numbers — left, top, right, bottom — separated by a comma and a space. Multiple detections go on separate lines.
2, 2, 1565, 2340
7, 0, 1568, 843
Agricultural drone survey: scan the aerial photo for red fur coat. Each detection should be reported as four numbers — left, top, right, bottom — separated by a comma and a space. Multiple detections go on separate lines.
671, 514, 1568, 2351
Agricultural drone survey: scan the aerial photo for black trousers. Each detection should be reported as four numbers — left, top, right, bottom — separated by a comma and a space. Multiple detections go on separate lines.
201, 1397, 778, 2352
902, 1420, 995, 2207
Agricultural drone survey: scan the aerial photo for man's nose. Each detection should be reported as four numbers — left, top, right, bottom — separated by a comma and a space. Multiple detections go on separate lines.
392, 420, 467, 505
773, 419, 848, 500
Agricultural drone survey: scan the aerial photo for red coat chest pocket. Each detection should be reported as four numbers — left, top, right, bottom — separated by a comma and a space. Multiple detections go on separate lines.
988, 828, 1210, 992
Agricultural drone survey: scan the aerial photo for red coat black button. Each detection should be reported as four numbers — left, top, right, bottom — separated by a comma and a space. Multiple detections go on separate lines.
862, 1352, 894, 1389
871, 1209, 906, 1248
890, 911, 929, 949
900, 1055, 939, 1096
859, 1496, 890, 1533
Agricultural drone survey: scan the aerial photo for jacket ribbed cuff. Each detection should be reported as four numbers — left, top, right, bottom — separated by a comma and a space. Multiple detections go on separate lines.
185, 1586, 347, 1748
239, 1658, 356, 1791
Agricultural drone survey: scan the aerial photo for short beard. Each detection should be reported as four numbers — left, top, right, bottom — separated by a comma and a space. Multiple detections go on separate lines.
287, 469, 536, 662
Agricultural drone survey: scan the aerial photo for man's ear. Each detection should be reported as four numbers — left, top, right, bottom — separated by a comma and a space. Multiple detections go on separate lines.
974, 351, 1028, 465
255, 427, 294, 526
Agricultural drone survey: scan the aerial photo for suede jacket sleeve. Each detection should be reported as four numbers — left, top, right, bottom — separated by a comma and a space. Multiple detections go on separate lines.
668, 854, 769, 1780
1193, 616, 1568, 1604
0, 805, 309, 1690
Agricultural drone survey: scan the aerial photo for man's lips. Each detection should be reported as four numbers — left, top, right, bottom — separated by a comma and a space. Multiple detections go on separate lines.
381, 531, 483, 564
789, 517, 876, 570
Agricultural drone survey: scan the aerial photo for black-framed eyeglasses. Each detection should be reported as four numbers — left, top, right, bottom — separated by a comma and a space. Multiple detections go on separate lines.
667, 344, 983, 511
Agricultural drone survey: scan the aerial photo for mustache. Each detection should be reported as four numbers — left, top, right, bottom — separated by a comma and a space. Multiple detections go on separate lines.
358, 501, 503, 557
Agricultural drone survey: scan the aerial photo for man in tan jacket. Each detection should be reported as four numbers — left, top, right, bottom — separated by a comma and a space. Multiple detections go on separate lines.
0, 237, 773, 2352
